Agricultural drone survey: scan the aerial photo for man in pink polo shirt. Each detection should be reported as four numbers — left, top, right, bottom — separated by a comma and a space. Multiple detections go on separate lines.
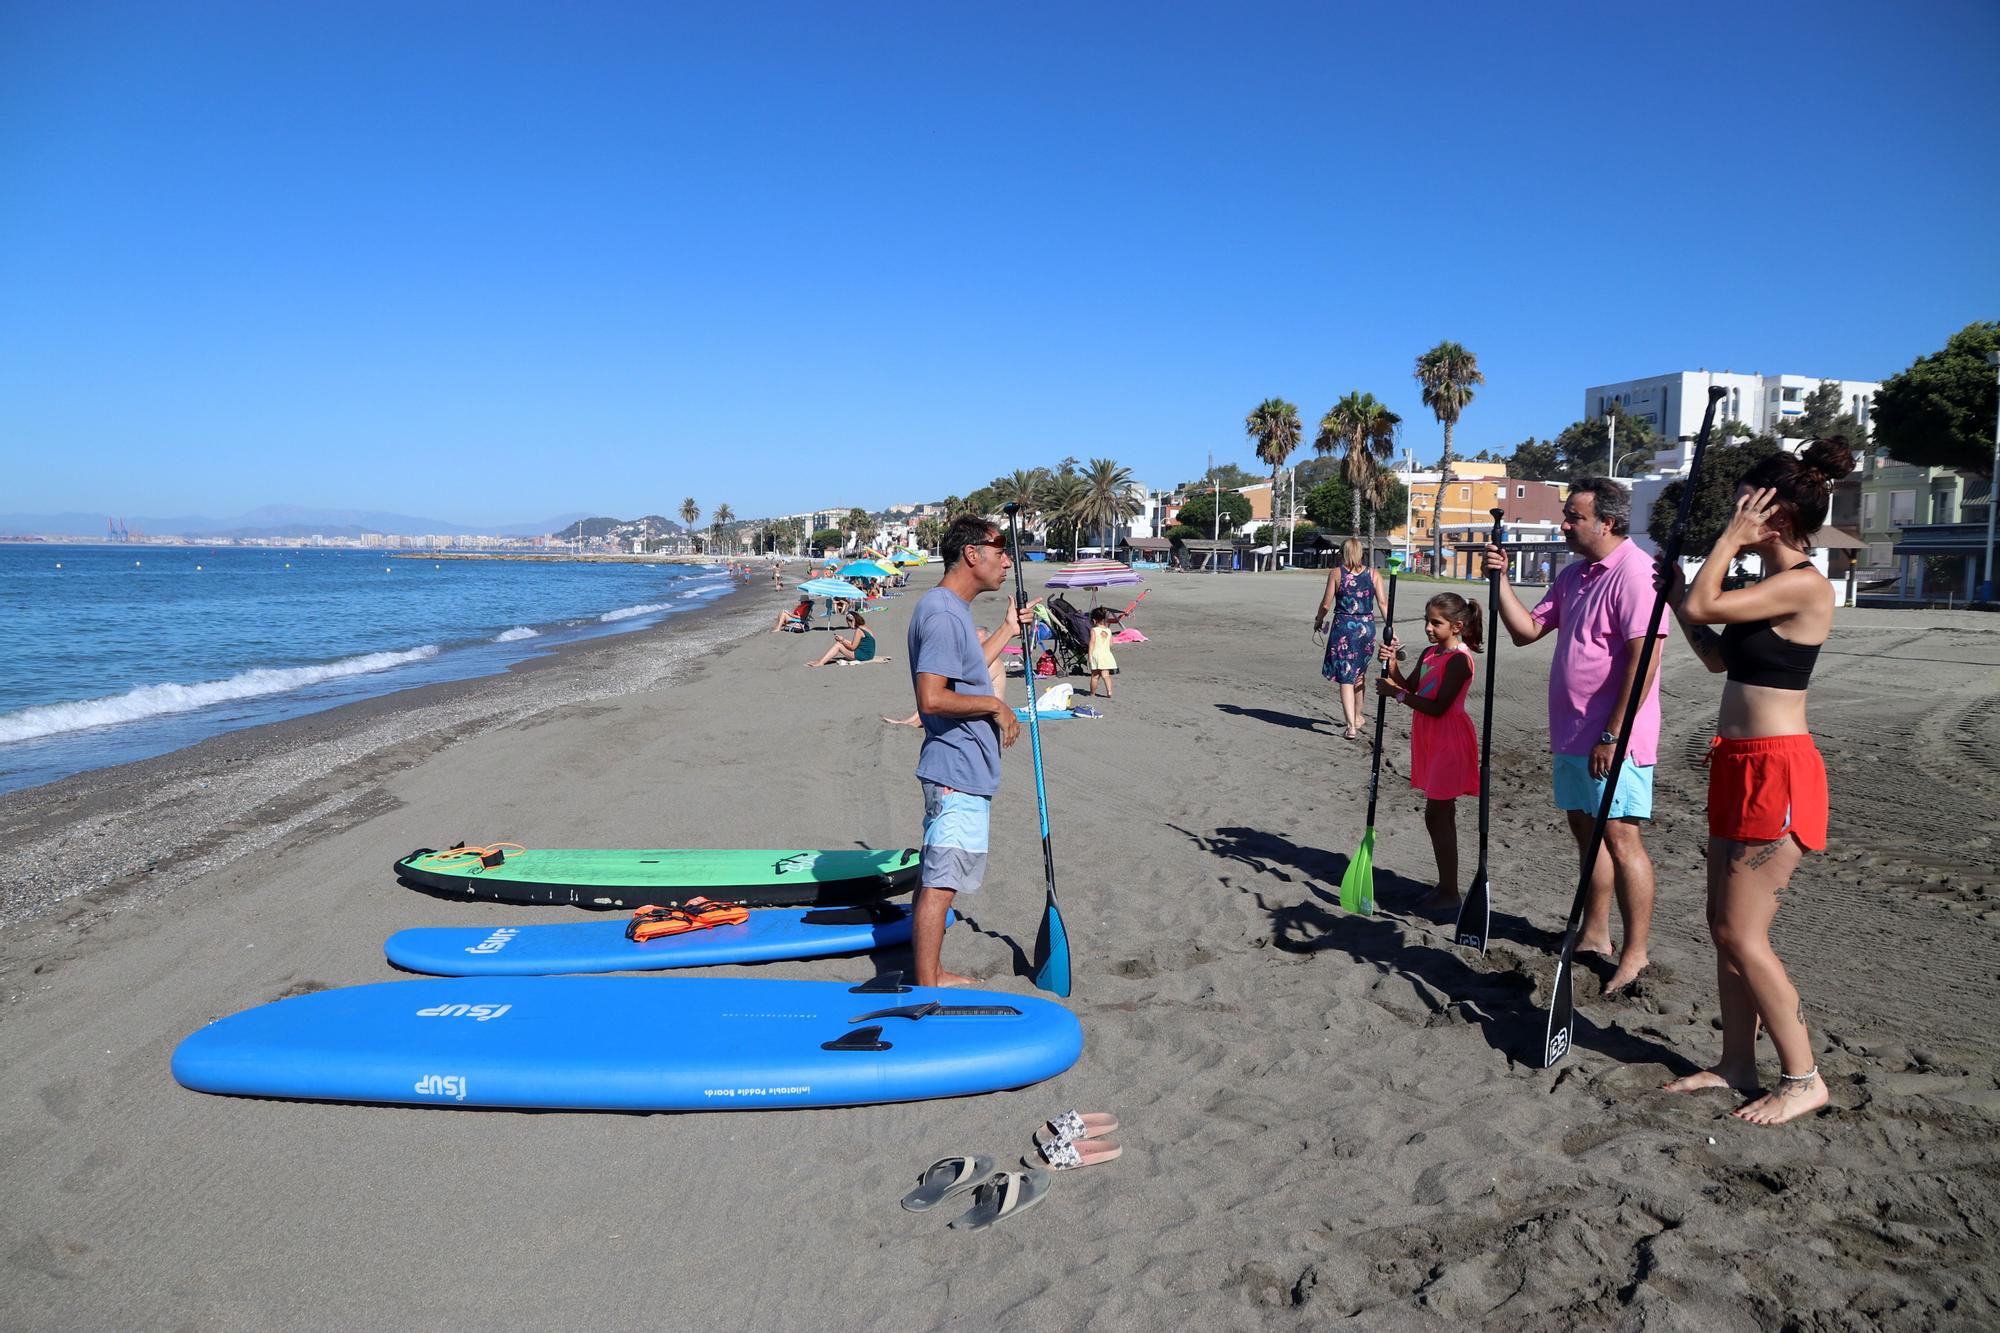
1484, 478, 1666, 994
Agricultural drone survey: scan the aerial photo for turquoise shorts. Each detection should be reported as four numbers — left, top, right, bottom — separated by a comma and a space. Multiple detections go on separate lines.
1551, 752, 1654, 820
919, 780, 990, 894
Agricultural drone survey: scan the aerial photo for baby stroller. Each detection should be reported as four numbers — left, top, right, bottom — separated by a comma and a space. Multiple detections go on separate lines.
1032, 594, 1094, 677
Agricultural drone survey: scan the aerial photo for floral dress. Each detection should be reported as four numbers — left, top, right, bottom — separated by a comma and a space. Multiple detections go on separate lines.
1320, 567, 1378, 686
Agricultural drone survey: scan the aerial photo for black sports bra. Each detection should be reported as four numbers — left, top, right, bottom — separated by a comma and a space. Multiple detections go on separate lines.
1718, 562, 1821, 690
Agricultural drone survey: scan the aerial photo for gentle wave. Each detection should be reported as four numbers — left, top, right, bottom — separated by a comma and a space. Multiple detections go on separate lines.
0, 646, 442, 744
598, 602, 675, 623
493, 627, 539, 642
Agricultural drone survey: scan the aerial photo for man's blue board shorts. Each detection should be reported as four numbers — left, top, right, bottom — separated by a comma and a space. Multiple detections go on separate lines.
919, 780, 990, 893
1551, 753, 1654, 820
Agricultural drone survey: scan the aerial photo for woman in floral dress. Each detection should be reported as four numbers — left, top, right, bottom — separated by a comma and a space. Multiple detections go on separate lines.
1314, 538, 1387, 739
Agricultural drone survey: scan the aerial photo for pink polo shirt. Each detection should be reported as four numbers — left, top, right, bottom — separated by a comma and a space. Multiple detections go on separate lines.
1529, 538, 1668, 764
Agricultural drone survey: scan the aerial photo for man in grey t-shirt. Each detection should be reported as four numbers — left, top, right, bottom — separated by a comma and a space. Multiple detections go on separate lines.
906, 514, 1033, 987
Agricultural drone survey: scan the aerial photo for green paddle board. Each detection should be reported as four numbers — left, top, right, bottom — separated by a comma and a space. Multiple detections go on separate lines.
394, 845, 921, 910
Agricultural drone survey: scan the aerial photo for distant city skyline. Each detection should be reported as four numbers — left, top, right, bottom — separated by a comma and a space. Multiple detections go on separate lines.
4, 2, 1995, 525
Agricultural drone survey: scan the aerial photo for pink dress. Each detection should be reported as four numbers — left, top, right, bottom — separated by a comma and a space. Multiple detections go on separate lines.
1410, 644, 1480, 800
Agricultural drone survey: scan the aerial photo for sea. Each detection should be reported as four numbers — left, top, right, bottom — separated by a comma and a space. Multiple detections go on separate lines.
0, 544, 739, 795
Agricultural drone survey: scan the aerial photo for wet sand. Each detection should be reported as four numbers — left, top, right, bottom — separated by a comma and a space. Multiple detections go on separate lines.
2, 565, 1997, 1328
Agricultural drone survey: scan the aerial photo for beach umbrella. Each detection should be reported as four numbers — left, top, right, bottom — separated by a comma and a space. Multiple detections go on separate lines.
1045, 568, 1144, 590
1339, 572, 1400, 916
798, 578, 867, 599
837, 561, 894, 581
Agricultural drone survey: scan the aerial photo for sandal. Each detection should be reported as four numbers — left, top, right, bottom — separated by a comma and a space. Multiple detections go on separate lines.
901, 1154, 995, 1212
1033, 1109, 1119, 1150
1034, 1137, 1122, 1171
948, 1170, 1050, 1231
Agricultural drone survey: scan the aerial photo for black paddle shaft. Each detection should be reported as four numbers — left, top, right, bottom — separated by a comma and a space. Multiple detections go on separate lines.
1362, 572, 1401, 828
1474, 509, 1504, 874
1542, 384, 1727, 1068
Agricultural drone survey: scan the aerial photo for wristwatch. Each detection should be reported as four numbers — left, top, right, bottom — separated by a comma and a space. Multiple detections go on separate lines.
1598, 731, 1617, 746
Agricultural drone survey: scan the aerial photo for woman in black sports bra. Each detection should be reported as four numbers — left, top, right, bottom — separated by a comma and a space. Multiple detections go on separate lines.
1658, 437, 1855, 1128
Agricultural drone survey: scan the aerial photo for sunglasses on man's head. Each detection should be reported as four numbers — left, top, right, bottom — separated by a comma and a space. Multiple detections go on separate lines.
966, 538, 1009, 551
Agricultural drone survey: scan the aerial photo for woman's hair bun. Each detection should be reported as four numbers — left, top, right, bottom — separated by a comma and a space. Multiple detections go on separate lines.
1799, 437, 1856, 486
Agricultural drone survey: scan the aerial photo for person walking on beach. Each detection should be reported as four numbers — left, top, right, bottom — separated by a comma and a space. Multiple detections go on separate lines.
1655, 440, 1852, 1126
1483, 479, 1666, 994
1315, 538, 1387, 740
907, 515, 1035, 987
1374, 592, 1484, 913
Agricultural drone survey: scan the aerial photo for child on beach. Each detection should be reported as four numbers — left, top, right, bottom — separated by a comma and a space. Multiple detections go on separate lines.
1086, 607, 1117, 699
1376, 592, 1484, 912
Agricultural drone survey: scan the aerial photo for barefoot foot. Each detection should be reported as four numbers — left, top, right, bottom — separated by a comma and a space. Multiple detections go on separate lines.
1732, 1070, 1828, 1126
1603, 954, 1650, 995
1662, 1066, 1760, 1095
1417, 887, 1462, 914
928, 971, 977, 989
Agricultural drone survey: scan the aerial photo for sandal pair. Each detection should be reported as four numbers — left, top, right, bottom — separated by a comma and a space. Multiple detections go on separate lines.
1032, 1109, 1121, 1171
900, 1155, 1050, 1231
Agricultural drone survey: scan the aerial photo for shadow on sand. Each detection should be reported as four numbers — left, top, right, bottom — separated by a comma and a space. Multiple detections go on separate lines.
1177, 823, 1692, 1074
1213, 703, 1336, 734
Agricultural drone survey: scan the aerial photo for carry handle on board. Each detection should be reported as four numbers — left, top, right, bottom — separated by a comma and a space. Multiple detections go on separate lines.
848, 1002, 1024, 1023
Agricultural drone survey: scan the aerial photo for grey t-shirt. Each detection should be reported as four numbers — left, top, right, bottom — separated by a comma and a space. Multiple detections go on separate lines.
908, 586, 1002, 797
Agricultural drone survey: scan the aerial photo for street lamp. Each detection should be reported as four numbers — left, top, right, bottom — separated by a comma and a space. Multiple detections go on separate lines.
1614, 446, 1653, 477
1984, 350, 1999, 600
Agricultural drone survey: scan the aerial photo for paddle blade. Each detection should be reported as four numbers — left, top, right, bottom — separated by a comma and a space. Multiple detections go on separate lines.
1032, 899, 1072, 997
1456, 870, 1491, 954
1542, 950, 1576, 1067
1339, 827, 1376, 916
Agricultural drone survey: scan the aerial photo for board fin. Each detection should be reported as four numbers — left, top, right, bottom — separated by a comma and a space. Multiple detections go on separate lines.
821, 1025, 891, 1052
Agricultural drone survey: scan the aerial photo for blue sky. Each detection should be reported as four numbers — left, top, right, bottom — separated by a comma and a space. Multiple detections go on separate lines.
4, 0, 1996, 527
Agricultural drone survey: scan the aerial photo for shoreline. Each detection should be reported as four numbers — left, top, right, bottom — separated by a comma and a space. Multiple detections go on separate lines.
0, 581, 769, 931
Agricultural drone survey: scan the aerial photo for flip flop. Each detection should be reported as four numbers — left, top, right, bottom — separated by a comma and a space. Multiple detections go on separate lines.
901, 1155, 994, 1212
1032, 1137, 1122, 1171
1033, 1109, 1119, 1150
948, 1170, 1050, 1231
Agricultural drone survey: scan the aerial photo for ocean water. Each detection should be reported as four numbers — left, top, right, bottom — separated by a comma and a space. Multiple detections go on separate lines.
0, 544, 739, 794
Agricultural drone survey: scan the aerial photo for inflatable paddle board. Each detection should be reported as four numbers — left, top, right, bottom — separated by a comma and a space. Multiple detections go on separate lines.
384, 903, 941, 977
172, 976, 1082, 1111
395, 845, 920, 910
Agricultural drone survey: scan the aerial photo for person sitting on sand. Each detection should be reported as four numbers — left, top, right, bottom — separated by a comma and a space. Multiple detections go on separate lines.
1654, 439, 1852, 1127
772, 594, 813, 633
905, 516, 1035, 987
1483, 478, 1666, 996
807, 611, 881, 667
1375, 592, 1483, 913
1086, 606, 1117, 699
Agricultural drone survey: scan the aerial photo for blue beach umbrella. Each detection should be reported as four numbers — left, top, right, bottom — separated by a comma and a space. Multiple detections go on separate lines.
836, 561, 894, 581
799, 578, 868, 599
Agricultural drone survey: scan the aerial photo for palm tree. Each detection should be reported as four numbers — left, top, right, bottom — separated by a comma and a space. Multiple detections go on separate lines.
1042, 472, 1089, 559
996, 468, 1051, 521
1414, 341, 1484, 569
711, 502, 734, 553
1245, 398, 1302, 566
1317, 391, 1402, 535
678, 497, 700, 553
1076, 458, 1140, 556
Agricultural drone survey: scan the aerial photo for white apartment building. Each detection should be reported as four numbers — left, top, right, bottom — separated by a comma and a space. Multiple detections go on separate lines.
1584, 369, 1880, 463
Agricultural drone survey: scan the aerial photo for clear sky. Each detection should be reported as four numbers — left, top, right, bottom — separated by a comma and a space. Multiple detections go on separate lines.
4, 0, 1997, 527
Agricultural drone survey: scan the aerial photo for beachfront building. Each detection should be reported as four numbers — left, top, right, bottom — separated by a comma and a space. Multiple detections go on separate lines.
1392, 463, 1567, 556
1584, 369, 1881, 449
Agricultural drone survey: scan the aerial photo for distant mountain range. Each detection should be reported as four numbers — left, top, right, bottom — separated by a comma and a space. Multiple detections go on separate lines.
0, 505, 608, 540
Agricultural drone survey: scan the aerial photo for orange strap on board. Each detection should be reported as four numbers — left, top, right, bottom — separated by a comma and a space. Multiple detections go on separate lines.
430, 842, 526, 869
625, 896, 750, 943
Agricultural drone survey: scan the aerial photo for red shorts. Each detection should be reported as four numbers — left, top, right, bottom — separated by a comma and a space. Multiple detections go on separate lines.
1706, 734, 1828, 850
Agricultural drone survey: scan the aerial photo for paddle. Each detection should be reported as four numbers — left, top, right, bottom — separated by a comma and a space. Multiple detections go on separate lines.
1541, 384, 1726, 1067
1002, 503, 1071, 997
1455, 509, 1505, 953
1339, 570, 1400, 915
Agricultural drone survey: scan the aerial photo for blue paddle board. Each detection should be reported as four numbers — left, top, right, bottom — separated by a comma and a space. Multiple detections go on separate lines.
383, 904, 940, 977
1013, 707, 1074, 721
172, 976, 1082, 1111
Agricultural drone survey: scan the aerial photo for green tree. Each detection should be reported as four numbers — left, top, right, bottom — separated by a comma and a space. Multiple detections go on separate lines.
711, 502, 734, 552
1872, 322, 1999, 475
1414, 340, 1485, 566
678, 497, 700, 550
1042, 472, 1089, 556
1177, 488, 1251, 535
811, 527, 843, 554
1504, 436, 1562, 480
1246, 398, 1303, 565
914, 516, 943, 551
1179, 461, 1260, 491
1303, 475, 1407, 536
1647, 435, 1784, 552
994, 468, 1051, 521
1553, 410, 1659, 481
1074, 458, 1141, 553
1316, 391, 1401, 534
1777, 380, 1870, 450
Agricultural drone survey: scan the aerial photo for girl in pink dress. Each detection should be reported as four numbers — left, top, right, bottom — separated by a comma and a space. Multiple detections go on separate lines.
1376, 592, 1484, 911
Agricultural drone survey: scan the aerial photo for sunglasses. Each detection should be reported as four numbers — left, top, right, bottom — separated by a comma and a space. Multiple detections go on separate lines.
967, 538, 1009, 552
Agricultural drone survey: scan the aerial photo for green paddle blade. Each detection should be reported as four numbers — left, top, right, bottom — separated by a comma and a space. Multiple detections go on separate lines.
1340, 827, 1376, 915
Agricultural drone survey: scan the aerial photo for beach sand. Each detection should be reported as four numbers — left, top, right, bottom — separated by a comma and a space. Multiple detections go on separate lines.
2, 567, 1997, 1328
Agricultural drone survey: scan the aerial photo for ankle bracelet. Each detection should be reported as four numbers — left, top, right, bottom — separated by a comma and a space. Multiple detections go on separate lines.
1778, 1065, 1818, 1085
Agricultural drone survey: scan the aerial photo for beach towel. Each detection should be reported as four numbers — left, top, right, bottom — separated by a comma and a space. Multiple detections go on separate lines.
1110, 628, 1148, 644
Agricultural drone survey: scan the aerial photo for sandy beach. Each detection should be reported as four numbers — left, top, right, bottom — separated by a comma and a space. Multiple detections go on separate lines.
3, 566, 1997, 1329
